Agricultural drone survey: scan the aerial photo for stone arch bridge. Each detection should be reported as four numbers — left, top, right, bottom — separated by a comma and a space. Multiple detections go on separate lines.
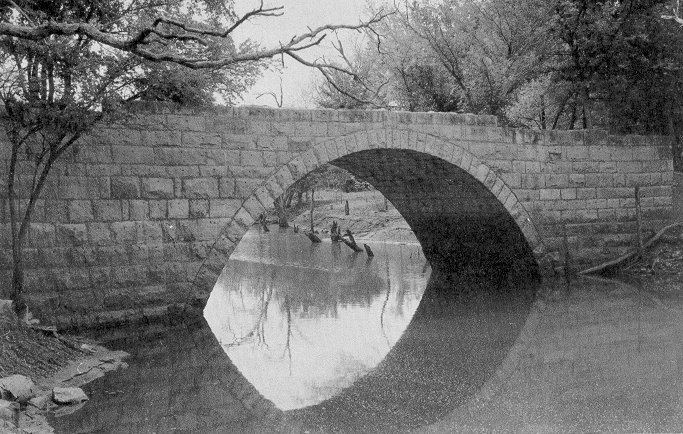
0, 103, 674, 325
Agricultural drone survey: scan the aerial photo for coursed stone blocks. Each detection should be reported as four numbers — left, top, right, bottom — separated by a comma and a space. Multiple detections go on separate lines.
0, 104, 675, 323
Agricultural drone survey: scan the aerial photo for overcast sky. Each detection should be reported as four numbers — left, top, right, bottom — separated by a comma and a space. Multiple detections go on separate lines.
233, 0, 372, 108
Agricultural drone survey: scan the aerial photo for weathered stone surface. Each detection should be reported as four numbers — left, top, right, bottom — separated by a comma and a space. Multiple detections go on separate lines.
182, 178, 219, 199
0, 375, 36, 403
141, 178, 174, 199
52, 387, 88, 405
111, 177, 140, 199
0, 399, 19, 427
0, 104, 674, 324
0, 300, 15, 323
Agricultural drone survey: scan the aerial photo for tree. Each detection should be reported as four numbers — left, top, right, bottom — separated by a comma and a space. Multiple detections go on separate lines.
0, 0, 388, 315
315, 0, 555, 124
319, 0, 683, 162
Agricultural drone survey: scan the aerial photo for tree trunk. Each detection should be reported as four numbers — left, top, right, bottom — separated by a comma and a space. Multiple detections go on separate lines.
310, 188, 315, 233
667, 102, 682, 172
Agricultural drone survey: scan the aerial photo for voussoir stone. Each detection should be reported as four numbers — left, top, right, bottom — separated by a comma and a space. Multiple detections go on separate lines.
52, 387, 88, 405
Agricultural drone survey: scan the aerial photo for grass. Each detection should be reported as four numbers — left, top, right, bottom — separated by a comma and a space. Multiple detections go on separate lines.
0, 320, 83, 380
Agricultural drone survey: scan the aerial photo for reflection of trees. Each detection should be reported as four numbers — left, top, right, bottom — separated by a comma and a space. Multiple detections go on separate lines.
216, 240, 429, 377
226, 257, 389, 320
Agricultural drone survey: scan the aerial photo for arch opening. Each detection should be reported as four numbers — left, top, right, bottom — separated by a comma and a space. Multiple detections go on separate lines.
328, 148, 538, 278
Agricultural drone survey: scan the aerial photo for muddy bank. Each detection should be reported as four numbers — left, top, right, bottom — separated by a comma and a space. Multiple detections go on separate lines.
289, 189, 418, 244
0, 319, 127, 433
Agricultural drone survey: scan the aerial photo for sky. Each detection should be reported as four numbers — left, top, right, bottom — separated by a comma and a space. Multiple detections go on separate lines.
232, 0, 372, 108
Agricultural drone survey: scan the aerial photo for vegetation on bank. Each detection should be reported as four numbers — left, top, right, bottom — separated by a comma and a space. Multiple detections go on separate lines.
0, 321, 82, 380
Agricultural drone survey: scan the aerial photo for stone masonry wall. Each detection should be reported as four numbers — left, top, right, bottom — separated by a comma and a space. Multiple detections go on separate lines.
0, 102, 674, 325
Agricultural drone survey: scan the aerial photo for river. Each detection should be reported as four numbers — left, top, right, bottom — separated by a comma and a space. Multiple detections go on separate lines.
50, 226, 683, 433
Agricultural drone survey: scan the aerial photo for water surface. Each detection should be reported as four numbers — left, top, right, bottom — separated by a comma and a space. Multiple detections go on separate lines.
49, 228, 683, 433
204, 227, 431, 410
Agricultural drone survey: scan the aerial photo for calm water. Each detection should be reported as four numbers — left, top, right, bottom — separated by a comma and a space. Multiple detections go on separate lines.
50, 227, 683, 433
204, 228, 431, 411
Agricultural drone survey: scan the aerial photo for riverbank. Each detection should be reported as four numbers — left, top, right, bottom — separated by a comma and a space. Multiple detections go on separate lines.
616, 172, 683, 279
290, 189, 418, 244
0, 318, 128, 433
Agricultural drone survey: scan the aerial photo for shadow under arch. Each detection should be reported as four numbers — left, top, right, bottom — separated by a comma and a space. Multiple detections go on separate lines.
190, 128, 546, 305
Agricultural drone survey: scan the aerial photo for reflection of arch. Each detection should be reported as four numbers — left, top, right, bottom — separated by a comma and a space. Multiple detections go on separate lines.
190, 128, 546, 302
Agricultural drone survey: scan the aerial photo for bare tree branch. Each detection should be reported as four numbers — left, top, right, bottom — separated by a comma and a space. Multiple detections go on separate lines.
0, 9, 392, 70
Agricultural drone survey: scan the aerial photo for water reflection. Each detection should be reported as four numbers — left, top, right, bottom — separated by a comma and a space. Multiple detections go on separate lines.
291, 269, 537, 433
48, 226, 683, 433
204, 227, 430, 410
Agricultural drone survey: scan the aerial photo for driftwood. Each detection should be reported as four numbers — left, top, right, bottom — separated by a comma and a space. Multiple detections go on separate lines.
341, 229, 363, 252
330, 221, 342, 242
257, 214, 270, 232
305, 231, 322, 243
364, 244, 374, 257
579, 221, 683, 275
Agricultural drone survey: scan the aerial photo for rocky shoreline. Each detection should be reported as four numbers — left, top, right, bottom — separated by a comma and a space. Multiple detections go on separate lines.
0, 308, 128, 433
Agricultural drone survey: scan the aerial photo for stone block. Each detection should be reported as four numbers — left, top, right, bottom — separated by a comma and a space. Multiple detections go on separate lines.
168, 199, 190, 219
230, 166, 273, 179
560, 188, 577, 200
256, 136, 288, 150
68, 200, 93, 222
540, 189, 561, 201
522, 174, 545, 189
585, 173, 613, 187
77, 145, 113, 164
137, 221, 163, 243
209, 199, 242, 218
166, 166, 201, 178
110, 221, 137, 244
624, 173, 652, 187
110, 177, 140, 199
59, 176, 101, 199
93, 200, 122, 221
235, 178, 262, 198
129, 200, 149, 220
545, 174, 569, 188
149, 200, 167, 219
576, 188, 597, 199
182, 178, 219, 199
168, 114, 205, 132
219, 178, 236, 198
154, 147, 206, 166
142, 130, 181, 147
56, 224, 87, 246
500, 172, 521, 188
26, 223, 54, 247
196, 218, 230, 241
182, 132, 221, 147
112, 146, 154, 164
141, 178, 174, 199
88, 222, 112, 245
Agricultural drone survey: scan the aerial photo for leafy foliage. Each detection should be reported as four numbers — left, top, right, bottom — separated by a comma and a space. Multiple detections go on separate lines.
317, 0, 683, 148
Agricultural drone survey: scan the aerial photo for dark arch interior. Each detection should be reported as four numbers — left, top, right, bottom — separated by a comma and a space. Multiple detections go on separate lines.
330, 149, 538, 278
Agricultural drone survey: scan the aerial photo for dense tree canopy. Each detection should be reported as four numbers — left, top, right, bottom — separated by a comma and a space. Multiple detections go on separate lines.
317, 0, 683, 143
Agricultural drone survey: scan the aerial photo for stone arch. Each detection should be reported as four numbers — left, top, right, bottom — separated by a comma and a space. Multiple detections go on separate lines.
189, 127, 546, 304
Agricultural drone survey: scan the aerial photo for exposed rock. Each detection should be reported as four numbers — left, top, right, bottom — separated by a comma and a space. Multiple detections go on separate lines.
52, 387, 88, 405
0, 300, 16, 324
28, 394, 51, 411
0, 399, 19, 427
0, 375, 36, 403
